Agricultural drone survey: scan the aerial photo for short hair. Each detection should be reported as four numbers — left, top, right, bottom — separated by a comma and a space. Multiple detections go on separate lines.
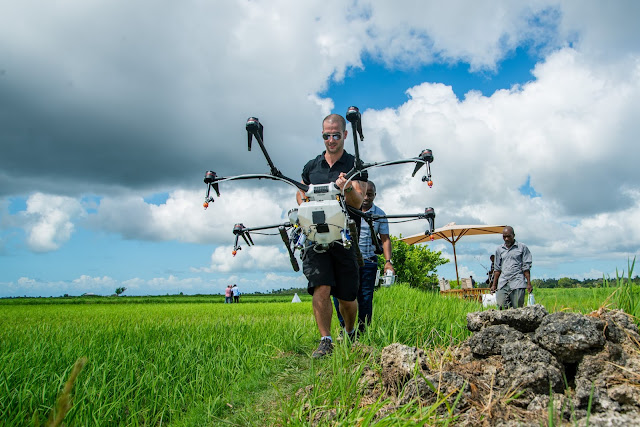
322, 114, 346, 132
367, 181, 376, 193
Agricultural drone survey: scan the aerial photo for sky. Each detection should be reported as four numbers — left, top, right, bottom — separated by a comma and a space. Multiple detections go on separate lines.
1, 0, 639, 297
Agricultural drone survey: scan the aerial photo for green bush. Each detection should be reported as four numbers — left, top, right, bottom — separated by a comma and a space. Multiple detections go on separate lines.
378, 236, 449, 291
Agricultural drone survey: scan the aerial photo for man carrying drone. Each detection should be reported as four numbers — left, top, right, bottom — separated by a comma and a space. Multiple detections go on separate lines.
202, 107, 436, 360
296, 113, 368, 359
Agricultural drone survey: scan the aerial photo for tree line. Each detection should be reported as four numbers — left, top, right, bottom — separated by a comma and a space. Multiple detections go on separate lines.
532, 276, 640, 289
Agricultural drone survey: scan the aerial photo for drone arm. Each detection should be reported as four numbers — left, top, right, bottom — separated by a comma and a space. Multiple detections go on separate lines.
278, 226, 300, 272
371, 227, 383, 255
357, 211, 383, 255
346, 106, 365, 175
233, 234, 242, 254
347, 219, 364, 267
349, 206, 437, 236
211, 174, 308, 191
241, 222, 291, 233
343, 150, 434, 188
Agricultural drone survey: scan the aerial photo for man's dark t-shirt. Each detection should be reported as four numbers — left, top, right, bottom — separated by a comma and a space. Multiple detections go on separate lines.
301, 150, 368, 226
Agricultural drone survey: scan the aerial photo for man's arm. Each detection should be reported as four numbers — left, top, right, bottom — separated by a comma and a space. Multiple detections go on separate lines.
335, 172, 364, 208
522, 245, 533, 271
296, 180, 307, 205
298, 174, 364, 208
524, 270, 532, 293
491, 271, 500, 292
380, 234, 394, 274
491, 249, 503, 292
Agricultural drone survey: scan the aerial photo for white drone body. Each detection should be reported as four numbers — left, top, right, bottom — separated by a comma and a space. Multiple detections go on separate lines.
289, 183, 349, 246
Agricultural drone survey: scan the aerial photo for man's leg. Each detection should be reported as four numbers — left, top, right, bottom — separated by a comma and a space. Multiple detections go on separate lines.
495, 284, 511, 310
337, 298, 358, 333
512, 288, 526, 308
332, 296, 345, 328
329, 244, 359, 336
357, 263, 378, 330
312, 285, 333, 337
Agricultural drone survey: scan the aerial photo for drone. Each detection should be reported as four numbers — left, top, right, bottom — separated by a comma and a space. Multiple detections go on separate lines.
202, 106, 437, 272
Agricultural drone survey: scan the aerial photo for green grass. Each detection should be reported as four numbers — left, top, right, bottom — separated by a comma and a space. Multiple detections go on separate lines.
533, 287, 619, 314
0, 293, 308, 305
0, 300, 315, 425
1, 283, 638, 425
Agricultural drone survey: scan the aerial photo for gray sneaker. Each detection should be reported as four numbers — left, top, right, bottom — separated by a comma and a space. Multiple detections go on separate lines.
312, 338, 333, 358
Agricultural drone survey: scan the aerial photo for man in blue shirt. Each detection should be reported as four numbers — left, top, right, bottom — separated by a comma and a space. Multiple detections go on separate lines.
490, 226, 533, 309
334, 180, 394, 332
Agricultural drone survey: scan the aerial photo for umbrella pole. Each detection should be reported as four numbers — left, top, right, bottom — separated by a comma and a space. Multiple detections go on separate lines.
453, 242, 460, 285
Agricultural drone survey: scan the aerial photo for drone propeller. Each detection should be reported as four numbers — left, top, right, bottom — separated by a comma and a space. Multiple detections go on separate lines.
411, 149, 434, 187
244, 232, 254, 246
424, 207, 436, 238
246, 117, 263, 152
204, 171, 220, 194
346, 106, 365, 172
346, 106, 364, 141
411, 149, 433, 176
232, 236, 241, 256
203, 171, 221, 209
232, 223, 254, 255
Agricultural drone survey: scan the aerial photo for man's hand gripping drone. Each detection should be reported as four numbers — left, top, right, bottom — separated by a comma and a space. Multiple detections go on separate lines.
202, 106, 437, 272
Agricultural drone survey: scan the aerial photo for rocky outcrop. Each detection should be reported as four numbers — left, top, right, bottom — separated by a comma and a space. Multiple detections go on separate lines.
359, 306, 640, 426
534, 312, 606, 363
466, 304, 549, 332
380, 343, 428, 392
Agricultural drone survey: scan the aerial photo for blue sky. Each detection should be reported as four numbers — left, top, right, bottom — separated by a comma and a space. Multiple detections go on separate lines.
1, 1, 639, 297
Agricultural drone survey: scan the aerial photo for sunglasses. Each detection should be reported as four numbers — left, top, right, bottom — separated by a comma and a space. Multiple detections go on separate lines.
322, 133, 343, 141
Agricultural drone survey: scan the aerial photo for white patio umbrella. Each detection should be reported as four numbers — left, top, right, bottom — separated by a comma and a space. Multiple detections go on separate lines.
401, 223, 505, 285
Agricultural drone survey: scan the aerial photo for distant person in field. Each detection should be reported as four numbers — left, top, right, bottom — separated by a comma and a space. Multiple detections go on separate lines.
470, 275, 476, 288
232, 284, 241, 303
332, 180, 393, 333
491, 226, 532, 309
225, 285, 233, 303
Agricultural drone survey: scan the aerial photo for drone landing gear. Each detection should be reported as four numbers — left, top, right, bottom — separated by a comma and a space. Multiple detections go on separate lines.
279, 226, 300, 272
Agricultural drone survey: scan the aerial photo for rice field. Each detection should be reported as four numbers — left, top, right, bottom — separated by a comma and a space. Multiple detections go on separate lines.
1, 284, 636, 425
0, 299, 316, 425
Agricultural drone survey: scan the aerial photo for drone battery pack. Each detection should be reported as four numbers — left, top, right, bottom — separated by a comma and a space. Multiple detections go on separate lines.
297, 199, 346, 244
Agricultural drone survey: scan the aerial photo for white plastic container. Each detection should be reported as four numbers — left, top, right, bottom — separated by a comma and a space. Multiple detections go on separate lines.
382, 270, 396, 287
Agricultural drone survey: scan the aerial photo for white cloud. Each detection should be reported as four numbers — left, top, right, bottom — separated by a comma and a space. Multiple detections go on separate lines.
199, 244, 294, 273
365, 47, 640, 271
18, 193, 84, 252
72, 275, 119, 290
364, 0, 558, 70
0, 272, 305, 297
1, 275, 118, 297
89, 187, 291, 244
